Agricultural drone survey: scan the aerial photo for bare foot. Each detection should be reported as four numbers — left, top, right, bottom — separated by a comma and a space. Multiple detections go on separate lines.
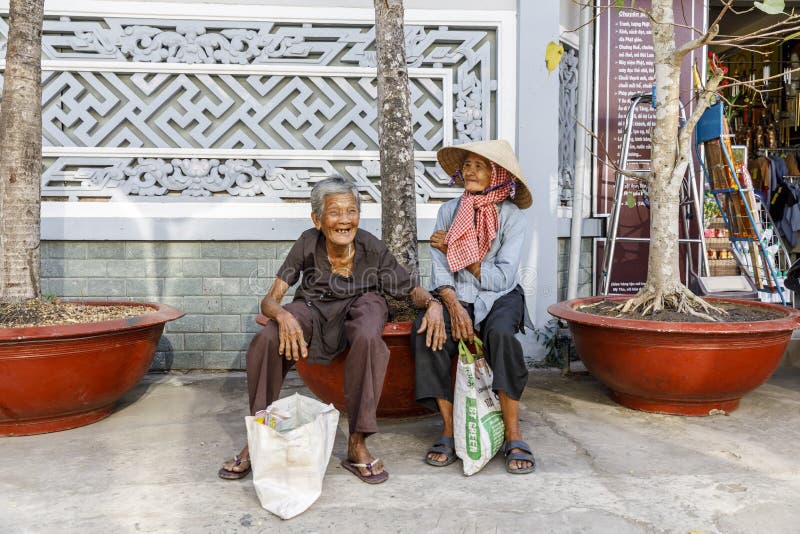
347, 432, 384, 476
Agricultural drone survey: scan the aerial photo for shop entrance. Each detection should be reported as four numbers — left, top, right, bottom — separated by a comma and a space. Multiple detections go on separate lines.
707, 0, 800, 302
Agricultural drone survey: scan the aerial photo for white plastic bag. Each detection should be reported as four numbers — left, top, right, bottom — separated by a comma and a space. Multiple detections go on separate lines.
453, 338, 505, 476
245, 393, 339, 519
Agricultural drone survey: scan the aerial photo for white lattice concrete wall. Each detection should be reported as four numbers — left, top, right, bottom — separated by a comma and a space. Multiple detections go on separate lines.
2, 1, 581, 367
0, 0, 528, 369
0, 0, 517, 240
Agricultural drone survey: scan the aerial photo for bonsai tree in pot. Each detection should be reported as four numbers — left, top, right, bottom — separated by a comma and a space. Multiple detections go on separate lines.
592, 0, 800, 317
0, 0, 183, 436
548, 0, 800, 415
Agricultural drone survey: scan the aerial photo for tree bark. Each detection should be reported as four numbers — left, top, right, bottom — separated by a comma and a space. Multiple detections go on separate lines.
646, 0, 682, 296
374, 0, 418, 279
0, 0, 44, 300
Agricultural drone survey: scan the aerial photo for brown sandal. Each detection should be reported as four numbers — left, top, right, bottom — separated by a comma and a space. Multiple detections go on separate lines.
218, 455, 251, 480
340, 458, 389, 484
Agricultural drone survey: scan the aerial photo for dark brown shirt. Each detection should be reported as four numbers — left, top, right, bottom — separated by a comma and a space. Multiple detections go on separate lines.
276, 228, 415, 363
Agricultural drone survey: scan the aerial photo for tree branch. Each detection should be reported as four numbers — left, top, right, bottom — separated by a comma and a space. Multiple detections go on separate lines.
672, 0, 736, 59
576, 118, 652, 181
711, 14, 800, 45
675, 23, 720, 59
722, 67, 800, 90
675, 69, 725, 177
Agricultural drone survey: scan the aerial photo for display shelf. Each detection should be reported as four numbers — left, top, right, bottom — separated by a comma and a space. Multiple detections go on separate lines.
708, 259, 740, 276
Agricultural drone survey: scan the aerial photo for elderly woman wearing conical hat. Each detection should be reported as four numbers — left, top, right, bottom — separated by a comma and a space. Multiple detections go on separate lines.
412, 139, 535, 474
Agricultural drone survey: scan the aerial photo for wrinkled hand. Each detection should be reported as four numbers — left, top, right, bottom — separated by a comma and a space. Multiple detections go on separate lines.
277, 312, 307, 361
446, 301, 473, 341
416, 301, 446, 351
430, 230, 448, 255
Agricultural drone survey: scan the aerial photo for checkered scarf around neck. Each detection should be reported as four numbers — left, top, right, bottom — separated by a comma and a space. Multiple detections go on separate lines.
445, 162, 515, 273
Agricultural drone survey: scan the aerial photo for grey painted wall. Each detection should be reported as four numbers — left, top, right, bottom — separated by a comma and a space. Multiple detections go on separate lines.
41, 237, 591, 370
557, 237, 594, 301
41, 240, 432, 371
517, 0, 560, 333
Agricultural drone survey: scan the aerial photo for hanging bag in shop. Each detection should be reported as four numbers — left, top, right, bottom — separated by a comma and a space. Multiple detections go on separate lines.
453, 337, 505, 476
245, 393, 339, 519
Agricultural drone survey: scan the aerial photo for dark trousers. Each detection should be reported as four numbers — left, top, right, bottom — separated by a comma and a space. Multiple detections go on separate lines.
245, 292, 389, 435
413, 285, 528, 412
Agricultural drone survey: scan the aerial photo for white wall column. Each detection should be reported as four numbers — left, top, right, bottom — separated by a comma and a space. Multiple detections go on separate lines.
517, 0, 560, 340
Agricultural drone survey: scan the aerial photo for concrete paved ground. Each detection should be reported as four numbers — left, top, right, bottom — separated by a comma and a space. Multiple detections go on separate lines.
3, 367, 800, 534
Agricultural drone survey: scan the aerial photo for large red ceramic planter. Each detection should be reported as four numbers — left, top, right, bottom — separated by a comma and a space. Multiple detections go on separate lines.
256, 315, 426, 417
0, 302, 184, 436
548, 296, 800, 416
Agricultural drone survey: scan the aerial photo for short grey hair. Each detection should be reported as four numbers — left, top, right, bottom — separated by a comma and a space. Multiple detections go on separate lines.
310, 176, 361, 218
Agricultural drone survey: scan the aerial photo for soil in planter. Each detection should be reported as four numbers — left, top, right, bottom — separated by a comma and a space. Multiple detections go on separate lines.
582, 299, 786, 323
0, 299, 152, 328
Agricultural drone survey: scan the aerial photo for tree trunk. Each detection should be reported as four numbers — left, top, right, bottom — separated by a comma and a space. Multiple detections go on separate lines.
374, 0, 418, 279
0, 0, 44, 301
645, 0, 683, 298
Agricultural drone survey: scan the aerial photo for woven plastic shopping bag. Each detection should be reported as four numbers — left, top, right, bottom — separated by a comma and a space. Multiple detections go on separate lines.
245, 393, 339, 519
453, 337, 505, 476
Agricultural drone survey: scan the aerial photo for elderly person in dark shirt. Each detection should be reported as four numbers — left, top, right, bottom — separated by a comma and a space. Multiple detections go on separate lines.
219, 177, 446, 484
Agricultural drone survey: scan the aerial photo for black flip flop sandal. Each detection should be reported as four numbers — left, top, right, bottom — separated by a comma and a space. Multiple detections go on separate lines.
503, 440, 536, 474
425, 436, 457, 467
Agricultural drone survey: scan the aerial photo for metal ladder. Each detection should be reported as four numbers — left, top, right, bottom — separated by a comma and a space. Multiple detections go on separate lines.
600, 92, 709, 295
695, 102, 792, 305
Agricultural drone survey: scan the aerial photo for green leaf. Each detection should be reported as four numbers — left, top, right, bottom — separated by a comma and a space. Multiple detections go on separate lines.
626, 192, 636, 209
754, 0, 785, 15
614, 0, 637, 10
783, 29, 800, 41
545, 41, 564, 74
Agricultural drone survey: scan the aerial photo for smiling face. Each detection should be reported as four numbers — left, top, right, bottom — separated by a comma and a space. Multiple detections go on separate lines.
461, 153, 492, 194
311, 192, 360, 247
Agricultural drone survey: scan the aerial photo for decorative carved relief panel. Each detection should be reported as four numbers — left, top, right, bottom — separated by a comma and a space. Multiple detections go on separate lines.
0, 14, 501, 203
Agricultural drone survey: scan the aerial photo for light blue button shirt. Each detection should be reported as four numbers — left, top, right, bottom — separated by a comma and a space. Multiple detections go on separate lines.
430, 197, 533, 330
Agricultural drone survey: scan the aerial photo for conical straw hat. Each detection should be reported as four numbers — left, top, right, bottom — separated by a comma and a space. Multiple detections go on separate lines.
436, 139, 532, 209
